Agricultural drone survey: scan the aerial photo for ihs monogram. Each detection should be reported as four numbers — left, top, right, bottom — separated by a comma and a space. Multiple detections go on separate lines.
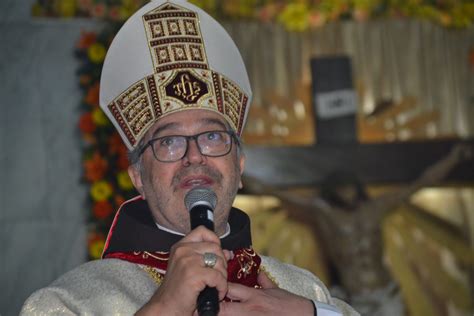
173, 73, 202, 102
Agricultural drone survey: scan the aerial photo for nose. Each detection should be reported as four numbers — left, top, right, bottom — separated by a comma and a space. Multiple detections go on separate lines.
182, 138, 206, 166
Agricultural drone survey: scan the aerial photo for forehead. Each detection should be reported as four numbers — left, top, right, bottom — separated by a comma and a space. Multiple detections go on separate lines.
147, 109, 229, 137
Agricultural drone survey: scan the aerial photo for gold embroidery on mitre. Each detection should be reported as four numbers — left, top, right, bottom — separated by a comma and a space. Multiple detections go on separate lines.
165, 70, 209, 104
142, 3, 208, 73
107, 2, 249, 149
221, 77, 248, 134
107, 70, 248, 148
108, 79, 157, 146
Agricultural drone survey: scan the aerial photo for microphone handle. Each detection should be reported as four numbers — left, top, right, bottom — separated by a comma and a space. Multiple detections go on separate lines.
197, 287, 219, 316
190, 204, 219, 316
190, 204, 215, 231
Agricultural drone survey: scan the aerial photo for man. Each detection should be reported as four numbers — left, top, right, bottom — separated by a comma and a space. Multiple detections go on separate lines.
21, 1, 357, 315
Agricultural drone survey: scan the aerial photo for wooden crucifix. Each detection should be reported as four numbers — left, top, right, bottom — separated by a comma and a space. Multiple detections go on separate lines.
242, 56, 474, 186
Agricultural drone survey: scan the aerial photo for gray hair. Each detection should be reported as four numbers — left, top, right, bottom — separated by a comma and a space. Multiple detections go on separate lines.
128, 138, 145, 169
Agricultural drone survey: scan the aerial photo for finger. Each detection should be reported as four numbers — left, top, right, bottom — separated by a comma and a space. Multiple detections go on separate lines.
183, 248, 229, 278
155, 263, 228, 314
219, 301, 241, 316
223, 249, 233, 261
167, 247, 228, 286
177, 241, 228, 269
258, 270, 278, 289
172, 238, 225, 256
183, 225, 221, 245
178, 241, 224, 256
199, 267, 229, 301
202, 255, 228, 279
225, 282, 253, 301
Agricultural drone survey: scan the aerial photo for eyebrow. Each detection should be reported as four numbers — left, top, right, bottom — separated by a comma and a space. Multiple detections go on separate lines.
150, 117, 228, 139
151, 122, 179, 139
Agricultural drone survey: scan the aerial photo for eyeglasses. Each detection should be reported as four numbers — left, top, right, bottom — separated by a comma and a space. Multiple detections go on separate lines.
139, 130, 236, 162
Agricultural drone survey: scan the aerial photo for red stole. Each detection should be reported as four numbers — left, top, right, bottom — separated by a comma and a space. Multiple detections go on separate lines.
104, 247, 261, 288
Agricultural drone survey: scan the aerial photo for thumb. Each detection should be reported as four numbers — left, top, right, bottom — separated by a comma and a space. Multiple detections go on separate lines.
258, 270, 278, 289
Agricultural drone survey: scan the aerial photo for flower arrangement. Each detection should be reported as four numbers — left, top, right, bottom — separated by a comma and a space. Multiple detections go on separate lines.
33, 0, 474, 29
32, 0, 143, 21
76, 26, 138, 259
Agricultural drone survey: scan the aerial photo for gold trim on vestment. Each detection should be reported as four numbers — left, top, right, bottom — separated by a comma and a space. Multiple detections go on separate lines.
142, 265, 164, 285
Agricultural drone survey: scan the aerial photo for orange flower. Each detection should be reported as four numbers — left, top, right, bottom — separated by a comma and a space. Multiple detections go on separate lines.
84, 152, 108, 182
85, 82, 100, 107
108, 6, 121, 21
309, 11, 326, 28
91, 3, 106, 18
77, 31, 97, 50
258, 4, 277, 23
353, 8, 369, 22
79, 112, 96, 134
93, 200, 114, 220
108, 133, 124, 155
115, 195, 126, 207
117, 147, 130, 170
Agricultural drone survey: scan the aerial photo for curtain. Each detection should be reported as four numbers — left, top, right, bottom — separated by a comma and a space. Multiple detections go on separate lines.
225, 21, 474, 139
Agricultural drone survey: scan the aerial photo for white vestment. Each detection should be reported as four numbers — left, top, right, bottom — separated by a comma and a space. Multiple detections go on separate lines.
21, 256, 358, 315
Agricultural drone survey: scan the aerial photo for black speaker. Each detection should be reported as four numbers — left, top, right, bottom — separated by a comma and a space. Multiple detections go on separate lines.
311, 56, 357, 144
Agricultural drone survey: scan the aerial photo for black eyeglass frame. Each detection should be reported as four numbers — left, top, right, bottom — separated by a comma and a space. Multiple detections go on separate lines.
138, 130, 237, 162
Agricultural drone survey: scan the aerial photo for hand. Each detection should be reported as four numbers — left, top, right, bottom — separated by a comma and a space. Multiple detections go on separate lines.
136, 226, 231, 316
448, 143, 473, 162
418, 142, 473, 185
219, 270, 314, 316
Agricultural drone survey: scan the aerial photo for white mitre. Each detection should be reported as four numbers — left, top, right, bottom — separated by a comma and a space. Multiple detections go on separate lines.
99, 0, 252, 150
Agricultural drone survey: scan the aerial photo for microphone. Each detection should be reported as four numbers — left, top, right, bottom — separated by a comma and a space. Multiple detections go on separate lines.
184, 188, 219, 316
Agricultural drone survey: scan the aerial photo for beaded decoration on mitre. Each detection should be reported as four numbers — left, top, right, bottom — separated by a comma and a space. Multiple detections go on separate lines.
99, 0, 252, 150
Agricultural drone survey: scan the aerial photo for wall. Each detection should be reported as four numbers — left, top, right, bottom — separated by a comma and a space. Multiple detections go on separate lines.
0, 1, 102, 314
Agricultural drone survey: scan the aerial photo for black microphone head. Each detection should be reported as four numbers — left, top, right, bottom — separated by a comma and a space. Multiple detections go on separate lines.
184, 187, 217, 211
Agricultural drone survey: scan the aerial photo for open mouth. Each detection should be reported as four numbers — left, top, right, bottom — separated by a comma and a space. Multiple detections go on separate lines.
180, 176, 214, 189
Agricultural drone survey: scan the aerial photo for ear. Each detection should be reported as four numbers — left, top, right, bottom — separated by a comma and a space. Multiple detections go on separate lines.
128, 165, 146, 199
238, 154, 246, 189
